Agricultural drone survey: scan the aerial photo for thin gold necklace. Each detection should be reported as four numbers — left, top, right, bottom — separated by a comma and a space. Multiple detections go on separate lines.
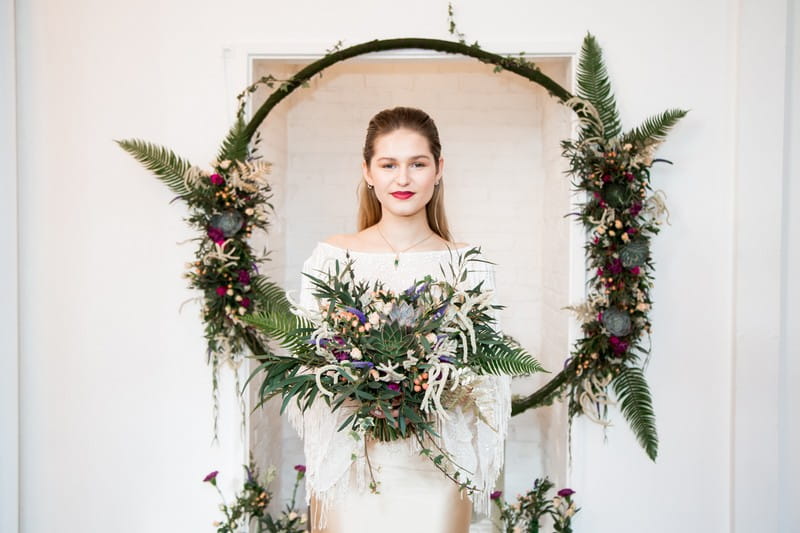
376, 225, 435, 268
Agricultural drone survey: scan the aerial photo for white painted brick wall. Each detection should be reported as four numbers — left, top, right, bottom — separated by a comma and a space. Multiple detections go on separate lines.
251, 57, 573, 521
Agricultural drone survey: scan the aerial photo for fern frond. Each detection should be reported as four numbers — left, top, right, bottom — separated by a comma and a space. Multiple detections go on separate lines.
217, 116, 249, 162
622, 108, 688, 146
576, 33, 621, 139
250, 276, 292, 315
612, 366, 658, 461
473, 339, 545, 376
115, 138, 192, 197
240, 310, 316, 355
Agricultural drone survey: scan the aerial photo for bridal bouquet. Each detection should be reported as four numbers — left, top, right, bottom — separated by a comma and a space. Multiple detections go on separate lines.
243, 247, 542, 449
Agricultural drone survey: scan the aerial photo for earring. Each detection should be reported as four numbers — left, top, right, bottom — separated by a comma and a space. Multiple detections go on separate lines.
435, 181, 440, 187
367, 183, 374, 190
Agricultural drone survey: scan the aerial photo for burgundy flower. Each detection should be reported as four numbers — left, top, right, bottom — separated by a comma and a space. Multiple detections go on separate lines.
238, 269, 251, 284
557, 488, 575, 497
624, 172, 635, 182
630, 202, 643, 216
630, 266, 641, 276
294, 464, 306, 473
602, 173, 611, 183
241, 297, 251, 308
207, 227, 225, 244
490, 490, 503, 500
386, 383, 400, 391
596, 267, 604, 276
608, 258, 623, 275
209, 173, 225, 185
215, 286, 227, 296
203, 470, 219, 483
612, 341, 629, 355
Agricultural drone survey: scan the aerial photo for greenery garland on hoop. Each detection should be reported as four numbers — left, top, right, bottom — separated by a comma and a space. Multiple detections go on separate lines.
118, 16, 685, 459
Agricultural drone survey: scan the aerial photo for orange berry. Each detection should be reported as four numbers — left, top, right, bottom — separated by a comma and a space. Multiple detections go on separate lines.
414, 385, 422, 392
422, 383, 429, 390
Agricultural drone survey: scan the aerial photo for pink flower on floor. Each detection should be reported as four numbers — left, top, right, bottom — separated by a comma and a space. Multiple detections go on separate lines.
490, 490, 503, 500
557, 488, 575, 497
203, 470, 219, 483
294, 464, 306, 473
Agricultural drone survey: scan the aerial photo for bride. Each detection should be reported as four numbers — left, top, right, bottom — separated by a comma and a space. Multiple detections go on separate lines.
288, 106, 511, 533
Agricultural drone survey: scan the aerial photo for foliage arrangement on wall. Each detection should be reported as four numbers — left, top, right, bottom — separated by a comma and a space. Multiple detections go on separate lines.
117, 15, 685, 467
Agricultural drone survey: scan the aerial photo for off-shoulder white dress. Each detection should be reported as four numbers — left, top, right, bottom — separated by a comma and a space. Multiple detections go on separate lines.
288, 242, 511, 533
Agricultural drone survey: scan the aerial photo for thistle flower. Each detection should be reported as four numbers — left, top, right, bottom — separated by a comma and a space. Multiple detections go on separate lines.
344, 306, 367, 324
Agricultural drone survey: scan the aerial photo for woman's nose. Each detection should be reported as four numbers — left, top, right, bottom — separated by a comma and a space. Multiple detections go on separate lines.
395, 165, 411, 184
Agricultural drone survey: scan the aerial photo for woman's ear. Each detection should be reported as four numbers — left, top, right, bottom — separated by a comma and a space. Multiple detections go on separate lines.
436, 156, 444, 182
361, 160, 372, 187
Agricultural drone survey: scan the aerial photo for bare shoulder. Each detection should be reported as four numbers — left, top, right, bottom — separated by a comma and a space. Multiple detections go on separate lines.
321, 233, 349, 247
322, 232, 373, 250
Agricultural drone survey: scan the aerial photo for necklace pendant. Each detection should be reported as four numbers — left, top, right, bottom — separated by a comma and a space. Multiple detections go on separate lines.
394, 255, 399, 268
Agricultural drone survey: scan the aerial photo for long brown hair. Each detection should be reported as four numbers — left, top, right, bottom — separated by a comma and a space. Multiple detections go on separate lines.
357, 107, 452, 242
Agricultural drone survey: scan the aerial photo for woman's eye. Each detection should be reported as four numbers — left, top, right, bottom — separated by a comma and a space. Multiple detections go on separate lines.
382, 163, 396, 169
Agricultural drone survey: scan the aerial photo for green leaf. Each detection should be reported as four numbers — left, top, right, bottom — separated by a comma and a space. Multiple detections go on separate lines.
576, 33, 621, 139
217, 116, 249, 162
622, 108, 689, 146
472, 337, 545, 376
612, 366, 658, 460
250, 275, 293, 315
239, 310, 316, 355
115, 138, 192, 197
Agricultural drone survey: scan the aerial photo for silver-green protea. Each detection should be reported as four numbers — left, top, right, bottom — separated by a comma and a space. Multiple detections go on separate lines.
210, 210, 244, 238
601, 307, 632, 336
620, 239, 649, 268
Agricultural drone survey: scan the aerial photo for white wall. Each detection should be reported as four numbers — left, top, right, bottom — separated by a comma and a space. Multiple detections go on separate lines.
6, 0, 798, 531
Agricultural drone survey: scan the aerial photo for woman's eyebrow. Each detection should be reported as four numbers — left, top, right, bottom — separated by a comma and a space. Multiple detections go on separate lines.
376, 155, 431, 161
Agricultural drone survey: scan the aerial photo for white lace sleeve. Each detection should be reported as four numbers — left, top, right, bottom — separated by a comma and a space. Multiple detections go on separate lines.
285, 245, 361, 523
462, 258, 511, 516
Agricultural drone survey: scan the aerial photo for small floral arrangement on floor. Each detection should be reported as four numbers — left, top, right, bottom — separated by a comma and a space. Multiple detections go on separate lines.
491, 478, 579, 533
242, 247, 543, 492
203, 461, 307, 533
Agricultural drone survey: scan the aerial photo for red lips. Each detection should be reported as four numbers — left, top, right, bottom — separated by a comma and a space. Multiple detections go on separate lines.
391, 191, 414, 199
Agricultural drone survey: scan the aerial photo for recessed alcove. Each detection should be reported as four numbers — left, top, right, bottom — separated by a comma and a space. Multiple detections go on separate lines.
246, 53, 576, 524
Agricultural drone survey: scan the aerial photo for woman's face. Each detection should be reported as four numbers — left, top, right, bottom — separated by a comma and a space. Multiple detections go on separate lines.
362, 128, 444, 218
